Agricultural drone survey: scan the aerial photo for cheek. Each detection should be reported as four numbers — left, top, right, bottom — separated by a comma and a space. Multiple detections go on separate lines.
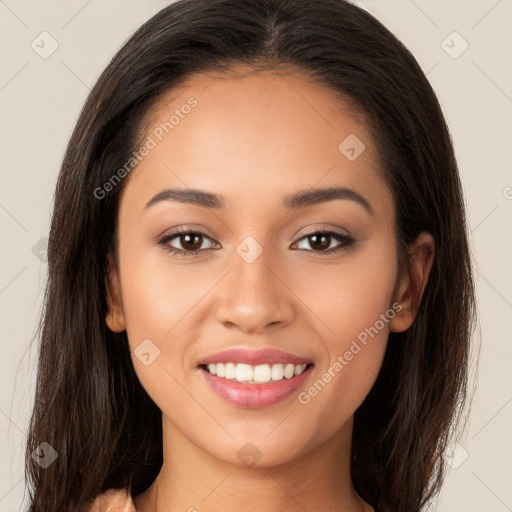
294, 240, 398, 345
116, 236, 222, 397
292, 244, 397, 421
117, 241, 201, 413
118, 237, 201, 341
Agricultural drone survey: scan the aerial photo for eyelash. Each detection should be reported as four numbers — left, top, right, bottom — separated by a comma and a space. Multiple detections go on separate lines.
157, 227, 355, 257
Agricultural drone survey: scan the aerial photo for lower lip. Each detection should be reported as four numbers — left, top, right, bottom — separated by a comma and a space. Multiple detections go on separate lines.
198, 365, 313, 408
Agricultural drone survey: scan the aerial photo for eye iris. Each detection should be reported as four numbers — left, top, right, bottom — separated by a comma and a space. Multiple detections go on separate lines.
309, 233, 330, 251
181, 233, 203, 251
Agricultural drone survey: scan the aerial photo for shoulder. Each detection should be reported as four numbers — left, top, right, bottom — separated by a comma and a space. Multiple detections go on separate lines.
83, 488, 136, 512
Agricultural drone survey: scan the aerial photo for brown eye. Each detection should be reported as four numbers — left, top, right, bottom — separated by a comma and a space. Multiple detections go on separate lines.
293, 230, 355, 254
306, 233, 331, 251
158, 230, 217, 256
177, 232, 204, 251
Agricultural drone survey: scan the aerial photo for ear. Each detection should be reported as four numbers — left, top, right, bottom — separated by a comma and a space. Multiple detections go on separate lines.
105, 252, 126, 332
390, 232, 435, 333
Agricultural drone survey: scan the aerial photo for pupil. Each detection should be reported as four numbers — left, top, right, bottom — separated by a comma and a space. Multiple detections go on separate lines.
310, 234, 329, 250
183, 233, 202, 251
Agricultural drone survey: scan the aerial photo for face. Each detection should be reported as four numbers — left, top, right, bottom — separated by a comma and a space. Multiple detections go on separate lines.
106, 66, 417, 467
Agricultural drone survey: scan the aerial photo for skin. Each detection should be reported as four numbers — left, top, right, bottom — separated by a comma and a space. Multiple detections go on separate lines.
106, 65, 435, 512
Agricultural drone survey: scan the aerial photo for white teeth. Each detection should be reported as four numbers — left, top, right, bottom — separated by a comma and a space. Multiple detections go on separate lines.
271, 364, 284, 381
204, 362, 308, 383
225, 362, 236, 380
253, 364, 271, 383
235, 363, 253, 382
284, 364, 295, 379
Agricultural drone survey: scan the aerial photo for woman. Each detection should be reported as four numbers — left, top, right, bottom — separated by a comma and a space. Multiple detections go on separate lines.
25, 0, 476, 511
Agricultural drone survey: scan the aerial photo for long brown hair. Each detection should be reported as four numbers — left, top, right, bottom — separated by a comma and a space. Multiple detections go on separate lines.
25, 1, 476, 510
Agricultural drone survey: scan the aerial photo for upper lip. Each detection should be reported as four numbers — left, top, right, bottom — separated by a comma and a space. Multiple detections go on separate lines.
198, 348, 313, 367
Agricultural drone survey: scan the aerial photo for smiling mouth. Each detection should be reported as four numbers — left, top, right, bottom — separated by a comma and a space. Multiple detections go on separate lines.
198, 362, 314, 384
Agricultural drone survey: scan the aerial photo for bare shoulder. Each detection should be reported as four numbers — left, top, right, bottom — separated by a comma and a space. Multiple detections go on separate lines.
83, 488, 136, 512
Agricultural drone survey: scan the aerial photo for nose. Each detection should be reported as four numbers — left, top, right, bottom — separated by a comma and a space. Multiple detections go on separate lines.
215, 242, 295, 334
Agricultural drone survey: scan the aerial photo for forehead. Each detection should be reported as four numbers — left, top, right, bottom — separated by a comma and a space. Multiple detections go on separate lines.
122, 66, 390, 216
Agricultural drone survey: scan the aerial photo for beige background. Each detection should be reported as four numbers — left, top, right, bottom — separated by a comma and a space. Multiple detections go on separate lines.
0, 1, 511, 510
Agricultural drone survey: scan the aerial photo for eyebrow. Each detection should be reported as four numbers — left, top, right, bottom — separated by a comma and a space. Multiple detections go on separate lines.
145, 186, 373, 215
